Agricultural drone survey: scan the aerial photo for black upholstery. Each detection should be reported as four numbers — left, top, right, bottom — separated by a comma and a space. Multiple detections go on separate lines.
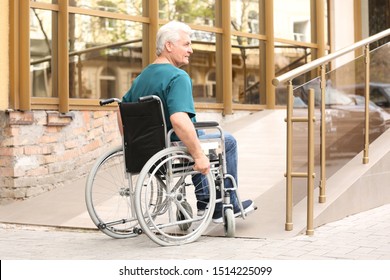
119, 97, 166, 173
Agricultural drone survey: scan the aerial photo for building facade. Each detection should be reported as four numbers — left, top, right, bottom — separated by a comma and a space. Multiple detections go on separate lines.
0, 0, 388, 202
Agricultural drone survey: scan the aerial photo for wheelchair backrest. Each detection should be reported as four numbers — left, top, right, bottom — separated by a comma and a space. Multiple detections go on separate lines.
119, 96, 167, 173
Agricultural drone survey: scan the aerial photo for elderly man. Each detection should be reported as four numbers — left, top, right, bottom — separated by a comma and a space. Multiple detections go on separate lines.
120, 21, 255, 223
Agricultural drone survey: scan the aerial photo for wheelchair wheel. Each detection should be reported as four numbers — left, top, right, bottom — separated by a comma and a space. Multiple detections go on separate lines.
85, 146, 139, 239
224, 208, 235, 237
135, 146, 216, 246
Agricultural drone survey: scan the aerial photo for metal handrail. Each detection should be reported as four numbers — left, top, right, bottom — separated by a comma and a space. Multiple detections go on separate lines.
272, 28, 390, 86
275, 28, 390, 235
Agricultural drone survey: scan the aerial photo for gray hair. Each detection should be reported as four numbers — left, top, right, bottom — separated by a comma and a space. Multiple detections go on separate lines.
156, 21, 193, 56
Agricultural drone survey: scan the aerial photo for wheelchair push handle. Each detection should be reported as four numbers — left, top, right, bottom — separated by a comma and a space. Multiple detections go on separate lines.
138, 95, 162, 103
99, 98, 121, 106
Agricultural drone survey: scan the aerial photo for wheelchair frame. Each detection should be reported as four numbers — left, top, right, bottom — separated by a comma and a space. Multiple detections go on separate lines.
85, 96, 245, 246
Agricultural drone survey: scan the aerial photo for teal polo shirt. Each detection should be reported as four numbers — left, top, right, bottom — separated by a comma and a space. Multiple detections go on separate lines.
122, 64, 196, 133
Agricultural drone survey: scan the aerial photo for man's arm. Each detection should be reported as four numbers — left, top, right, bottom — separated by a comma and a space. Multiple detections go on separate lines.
170, 112, 210, 175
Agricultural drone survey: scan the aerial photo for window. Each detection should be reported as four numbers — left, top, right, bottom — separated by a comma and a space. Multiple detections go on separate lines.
159, 0, 215, 26
274, 0, 311, 43
30, 8, 56, 98
70, 0, 143, 16
232, 34, 261, 105
293, 20, 309, 42
11, 0, 330, 112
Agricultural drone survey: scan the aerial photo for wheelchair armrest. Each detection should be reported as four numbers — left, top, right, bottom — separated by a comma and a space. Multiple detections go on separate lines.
194, 121, 219, 128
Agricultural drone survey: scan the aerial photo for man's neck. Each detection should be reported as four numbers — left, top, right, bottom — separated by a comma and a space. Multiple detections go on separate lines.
154, 56, 171, 64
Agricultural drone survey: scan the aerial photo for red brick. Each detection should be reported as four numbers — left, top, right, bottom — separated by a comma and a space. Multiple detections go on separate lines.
8, 111, 34, 125
39, 135, 59, 144
26, 166, 48, 176
24, 146, 42, 155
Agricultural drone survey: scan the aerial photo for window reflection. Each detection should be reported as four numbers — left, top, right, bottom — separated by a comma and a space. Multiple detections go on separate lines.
274, 0, 311, 43
30, 8, 55, 97
159, 0, 215, 26
183, 34, 217, 103
33, 0, 57, 3
232, 36, 261, 105
69, 14, 142, 99
70, 0, 143, 16
231, 0, 260, 36
27, 0, 330, 107
275, 44, 311, 75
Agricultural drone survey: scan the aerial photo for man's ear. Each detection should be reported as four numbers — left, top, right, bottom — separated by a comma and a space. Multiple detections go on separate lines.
165, 41, 173, 53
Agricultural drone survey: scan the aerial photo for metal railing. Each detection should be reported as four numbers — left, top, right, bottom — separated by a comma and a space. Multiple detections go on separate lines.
273, 28, 390, 235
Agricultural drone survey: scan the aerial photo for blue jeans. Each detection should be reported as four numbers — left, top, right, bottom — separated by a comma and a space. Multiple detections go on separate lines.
192, 132, 239, 209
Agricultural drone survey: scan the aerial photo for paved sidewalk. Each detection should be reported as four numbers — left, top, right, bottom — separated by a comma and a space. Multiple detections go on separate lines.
1, 203, 389, 260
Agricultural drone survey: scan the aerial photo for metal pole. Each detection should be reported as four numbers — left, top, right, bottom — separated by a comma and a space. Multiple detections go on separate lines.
19, 0, 31, 111
319, 65, 326, 203
265, 0, 275, 109
222, 1, 233, 114
363, 44, 370, 164
285, 80, 293, 231
58, 0, 69, 113
306, 88, 315, 235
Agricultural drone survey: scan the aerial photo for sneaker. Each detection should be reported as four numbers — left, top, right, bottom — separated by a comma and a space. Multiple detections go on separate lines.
212, 200, 256, 224
197, 200, 209, 216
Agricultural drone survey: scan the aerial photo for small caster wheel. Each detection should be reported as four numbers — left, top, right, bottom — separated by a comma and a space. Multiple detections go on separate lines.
224, 208, 235, 237
176, 201, 193, 231
133, 227, 143, 235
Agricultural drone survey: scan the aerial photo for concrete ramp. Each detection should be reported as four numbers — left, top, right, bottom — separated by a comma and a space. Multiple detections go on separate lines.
207, 126, 390, 239
312, 128, 390, 228
1, 109, 389, 240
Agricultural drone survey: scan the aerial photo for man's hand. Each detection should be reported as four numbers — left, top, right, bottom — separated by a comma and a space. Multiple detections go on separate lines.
193, 153, 210, 175
170, 112, 210, 175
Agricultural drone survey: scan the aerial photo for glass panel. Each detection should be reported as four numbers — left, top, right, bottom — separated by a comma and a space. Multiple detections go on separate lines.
70, 0, 142, 16
231, 0, 260, 35
30, 8, 56, 97
232, 37, 262, 105
159, 0, 215, 26
370, 43, 390, 84
340, 42, 390, 114
274, 0, 311, 43
182, 32, 216, 103
289, 45, 390, 187
369, 43, 390, 114
69, 14, 142, 99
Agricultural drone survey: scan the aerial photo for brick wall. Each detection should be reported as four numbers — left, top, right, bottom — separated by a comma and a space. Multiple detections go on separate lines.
0, 109, 121, 204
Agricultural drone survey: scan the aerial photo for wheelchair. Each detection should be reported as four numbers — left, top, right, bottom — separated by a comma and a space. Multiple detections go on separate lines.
85, 95, 249, 246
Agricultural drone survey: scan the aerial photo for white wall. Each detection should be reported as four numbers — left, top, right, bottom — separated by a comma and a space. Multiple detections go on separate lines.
330, 0, 356, 68
361, 0, 369, 38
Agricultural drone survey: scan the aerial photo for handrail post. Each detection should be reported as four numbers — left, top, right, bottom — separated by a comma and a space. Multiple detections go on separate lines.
306, 88, 315, 235
319, 65, 326, 203
284, 84, 316, 234
285, 80, 293, 231
363, 44, 370, 164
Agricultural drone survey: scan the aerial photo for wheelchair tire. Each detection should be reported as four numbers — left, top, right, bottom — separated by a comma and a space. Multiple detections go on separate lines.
85, 146, 139, 239
224, 208, 235, 237
135, 146, 216, 246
